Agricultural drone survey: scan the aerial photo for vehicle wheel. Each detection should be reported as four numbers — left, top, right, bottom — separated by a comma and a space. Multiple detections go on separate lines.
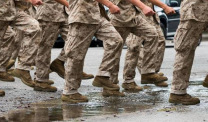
160, 23, 167, 39
97, 39, 103, 47
90, 39, 98, 47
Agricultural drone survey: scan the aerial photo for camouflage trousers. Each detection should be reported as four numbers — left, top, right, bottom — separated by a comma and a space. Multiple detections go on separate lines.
171, 20, 208, 94
63, 17, 123, 95
35, 20, 68, 82
0, 27, 16, 72
114, 15, 158, 84
126, 20, 166, 74
0, 10, 41, 71
10, 30, 22, 61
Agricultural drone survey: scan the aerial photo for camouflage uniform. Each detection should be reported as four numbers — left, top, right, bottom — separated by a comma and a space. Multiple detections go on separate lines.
109, 0, 158, 84
35, 0, 69, 82
128, 0, 165, 74
63, 0, 123, 95
171, 0, 208, 94
0, 27, 16, 72
0, 0, 41, 71
10, 6, 37, 62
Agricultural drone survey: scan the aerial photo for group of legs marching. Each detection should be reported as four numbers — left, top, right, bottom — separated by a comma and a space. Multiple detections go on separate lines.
0, 0, 207, 105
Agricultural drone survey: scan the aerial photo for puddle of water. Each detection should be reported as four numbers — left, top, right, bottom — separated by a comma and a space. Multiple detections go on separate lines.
1, 88, 168, 122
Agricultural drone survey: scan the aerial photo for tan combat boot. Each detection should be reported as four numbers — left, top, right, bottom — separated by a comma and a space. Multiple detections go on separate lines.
0, 90, 5, 97
169, 93, 200, 105
10, 69, 35, 87
0, 72, 15, 82
6, 59, 15, 70
34, 80, 57, 92
155, 81, 168, 87
141, 73, 168, 84
61, 93, 88, 103
50, 58, 65, 79
157, 72, 164, 76
202, 75, 208, 88
82, 72, 94, 79
47, 80, 54, 85
102, 88, 125, 97
92, 76, 120, 91
122, 82, 143, 92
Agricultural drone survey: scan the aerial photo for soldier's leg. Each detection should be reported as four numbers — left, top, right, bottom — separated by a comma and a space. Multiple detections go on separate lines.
6, 30, 23, 70
169, 20, 207, 105
154, 23, 166, 73
50, 22, 94, 80
93, 17, 124, 97
34, 21, 60, 92
123, 15, 159, 91
62, 23, 98, 102
10, 11, 41, 87
134, 24, 168, 87
0, 23, 15, 82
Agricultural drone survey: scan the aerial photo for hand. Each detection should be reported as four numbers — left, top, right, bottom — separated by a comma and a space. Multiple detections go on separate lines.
141, 6, 155, 16
164, 6, 176, 15
109, 4, 120, 14
30, 0, 43, 6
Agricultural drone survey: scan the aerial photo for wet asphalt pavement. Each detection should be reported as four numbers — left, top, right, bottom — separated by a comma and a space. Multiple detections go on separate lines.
1, 41, 208, 122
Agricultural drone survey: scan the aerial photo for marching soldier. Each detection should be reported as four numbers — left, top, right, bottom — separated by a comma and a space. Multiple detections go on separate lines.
169, 0, 208, 105
62, 0, 124, 102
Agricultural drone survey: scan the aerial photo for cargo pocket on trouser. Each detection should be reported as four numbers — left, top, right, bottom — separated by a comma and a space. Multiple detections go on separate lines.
174, 21, 190, 52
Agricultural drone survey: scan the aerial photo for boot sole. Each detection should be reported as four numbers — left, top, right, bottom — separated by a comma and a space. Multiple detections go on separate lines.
82, 76, 94, 80
34, 87, 57, 92
92, 81, 120, 91
141, 79, 167, 84
50, 66, 64, 79
169, 99, 200, 105
0, 78, 14, 82
122, 88, 143, 93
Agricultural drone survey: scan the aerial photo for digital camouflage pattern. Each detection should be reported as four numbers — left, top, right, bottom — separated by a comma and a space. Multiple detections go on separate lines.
36, 0, 67, 22
0, 0, 16, 21
0, 27, 15, 72
171, 0, 208, 94
35, 20, 69, 82
180, 0, 208, 22
109, 0, 138, 27
35, 1, 69, 82
113, 15, 158, 84
63, 17, 123, 95
127, 0, 166, 73
67, 0, 101, 24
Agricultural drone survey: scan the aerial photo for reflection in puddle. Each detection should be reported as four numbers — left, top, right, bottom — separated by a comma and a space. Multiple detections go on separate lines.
2, 88, 168, 122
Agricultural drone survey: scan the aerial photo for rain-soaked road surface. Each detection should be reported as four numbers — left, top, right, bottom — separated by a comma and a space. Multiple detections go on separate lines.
1, 41, 208, 122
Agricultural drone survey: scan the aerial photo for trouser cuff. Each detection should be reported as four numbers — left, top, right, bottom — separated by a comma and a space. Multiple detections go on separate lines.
16, 64, 31, 71
170, 89, 187, 95
97, 71, 110, 77
57, 55, 66, 62
63, 89, 78, 95
141, 69, 155, 74
124, 79, 135, 83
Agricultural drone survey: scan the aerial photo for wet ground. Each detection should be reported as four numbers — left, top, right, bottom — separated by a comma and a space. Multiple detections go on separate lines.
1, 41, 208, 122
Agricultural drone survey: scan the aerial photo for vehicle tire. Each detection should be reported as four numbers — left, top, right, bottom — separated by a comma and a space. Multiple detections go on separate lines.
53, 37, 64, 48
198, 35, 202, 46
160, 23, 167, 39
90, 39, 98, 47
97, 39, 103, 47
